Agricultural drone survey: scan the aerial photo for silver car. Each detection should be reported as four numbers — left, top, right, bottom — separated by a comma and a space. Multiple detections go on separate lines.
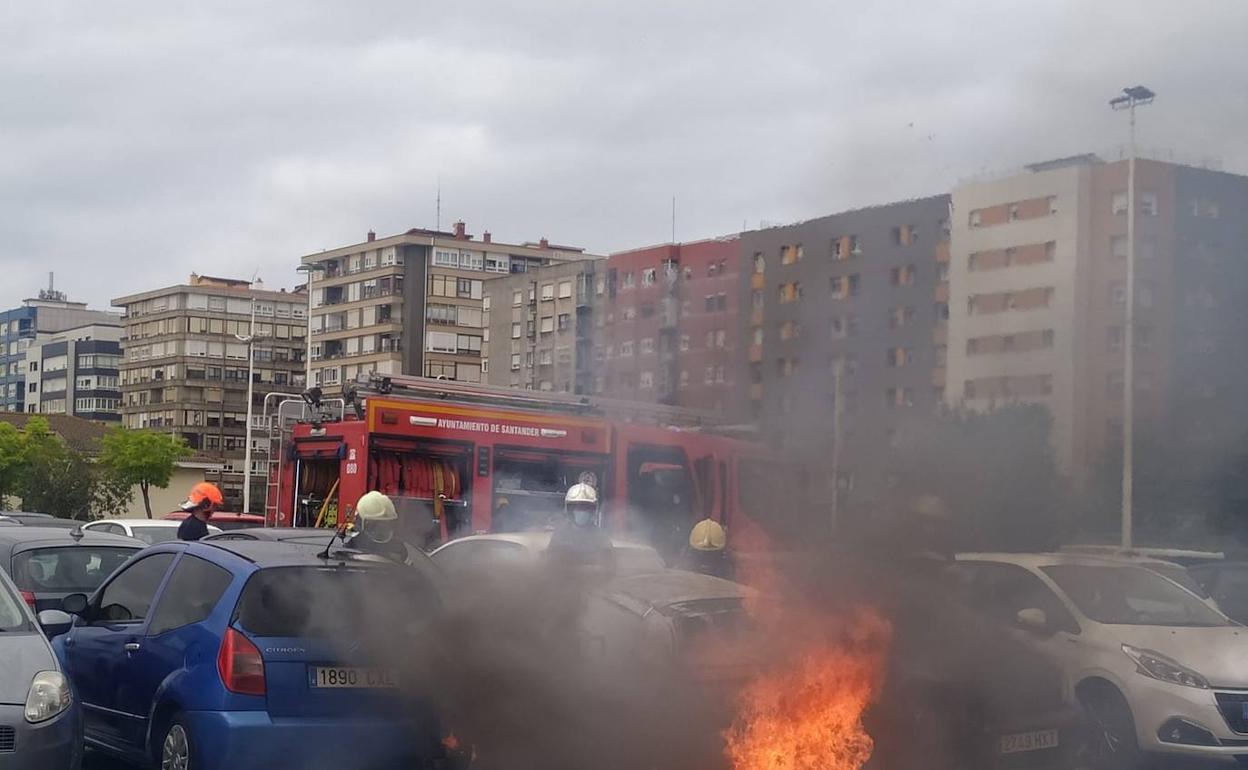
0, 566, 81, 768
955, 552, 1248, 767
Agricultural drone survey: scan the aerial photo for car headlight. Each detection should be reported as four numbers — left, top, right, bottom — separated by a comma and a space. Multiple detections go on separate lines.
1122, 644, 1209, 689
25, 671, 71, 723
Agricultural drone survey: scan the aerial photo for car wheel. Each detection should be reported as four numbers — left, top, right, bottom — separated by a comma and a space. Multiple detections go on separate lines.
1080, 685, 1142, 770
160, 716, 193, 770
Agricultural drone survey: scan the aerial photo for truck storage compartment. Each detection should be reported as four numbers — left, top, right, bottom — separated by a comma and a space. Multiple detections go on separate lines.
491, 448, 607, 533
369, 437, 472, 545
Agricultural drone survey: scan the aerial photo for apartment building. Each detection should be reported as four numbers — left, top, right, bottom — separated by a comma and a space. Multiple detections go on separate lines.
739, 196, 952, 490
112, 274, 309, 510
23, 321, 123, 421
0, 290, 119, 413
300, 222, 597, 390
482, 260, 600, 393
596, 237, 741, 410
947, 154, 1248, 479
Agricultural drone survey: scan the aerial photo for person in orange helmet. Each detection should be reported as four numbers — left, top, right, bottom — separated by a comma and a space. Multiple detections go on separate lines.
177, 482, 224, 541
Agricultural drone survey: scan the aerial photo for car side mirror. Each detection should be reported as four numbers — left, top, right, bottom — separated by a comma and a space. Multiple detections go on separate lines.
1016, 607, 1049, 634
37, 609, 74, 638
61, 593, 89, 616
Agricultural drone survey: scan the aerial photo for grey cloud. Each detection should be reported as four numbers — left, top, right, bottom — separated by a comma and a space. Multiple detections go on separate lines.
0, 0, 1244, 308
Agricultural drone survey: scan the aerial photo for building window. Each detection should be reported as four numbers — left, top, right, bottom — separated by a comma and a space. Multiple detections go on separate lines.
541, 284, 555, 301
1107, 326, 1124, 352
889, 265, 917, 286
886, 348, 912, 368
830, 274, 861, 299
751, 290, 764, 310
780, 245, 803, 265
640, 338, 655, 355
539, 317, 554, 334
640, 269, 657, 287
753, 253, 765, 274
830, 314, 859, 338
704, 293, 728, 312
934, 302, 949, 320
779, 321, 801, 341
1110, 235, 1128, 259
885, 387, 914, 408
557, 313, 570, 331
622, 306, 636, 321
1111, 192, 1128, 215
1140, 192, 1158, 216
623, 271, 635, 289
620, 341, 634, 357
888, 306, 916, 329
969, 210, 983, 228
1107, 371, 1125, 400
1138, 283, 1155, 309
776, 357, 799, 378
1190, 198, 1221, 219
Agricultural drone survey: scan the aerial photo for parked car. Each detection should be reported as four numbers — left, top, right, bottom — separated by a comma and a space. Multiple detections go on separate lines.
1, 512, 83, 530
954, 552, 1248, 768
429, 531, 666, 577
52, 539, 447, 770
1188, 561, 1248, 625
0, 527, 143, 613
82, 518, 223, 544
161, 511, 267, 531
0, 565, 82, 768
0, 514, 21, 527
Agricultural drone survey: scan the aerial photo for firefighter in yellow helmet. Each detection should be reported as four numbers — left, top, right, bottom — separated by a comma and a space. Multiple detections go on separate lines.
680, 518, 735, 581
350, 491, 408, 563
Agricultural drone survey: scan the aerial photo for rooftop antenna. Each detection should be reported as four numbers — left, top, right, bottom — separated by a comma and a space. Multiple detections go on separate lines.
671, 196, 676, 244
436, 175, 442, 232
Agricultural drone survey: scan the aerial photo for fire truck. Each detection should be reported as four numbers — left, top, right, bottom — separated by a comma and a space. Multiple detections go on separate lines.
262, 373, 809, 555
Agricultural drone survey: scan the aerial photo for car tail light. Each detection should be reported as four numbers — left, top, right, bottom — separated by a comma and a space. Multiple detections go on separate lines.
19, 591, 36, 611
217, 627, 265, 696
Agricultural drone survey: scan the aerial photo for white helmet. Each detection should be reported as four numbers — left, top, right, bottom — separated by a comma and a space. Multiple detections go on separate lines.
356, 491, 398, 522
565, 483, 598, 506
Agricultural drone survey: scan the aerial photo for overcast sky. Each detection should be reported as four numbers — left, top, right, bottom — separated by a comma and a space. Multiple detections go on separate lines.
1, 0, 1244, 310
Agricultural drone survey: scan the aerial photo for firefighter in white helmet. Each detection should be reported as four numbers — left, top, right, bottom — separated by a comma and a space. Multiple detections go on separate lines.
351, 491, 408, 563
547, 482, 614, 570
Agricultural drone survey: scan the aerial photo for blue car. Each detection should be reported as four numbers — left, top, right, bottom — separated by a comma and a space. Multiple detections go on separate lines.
49, 540, 446, 770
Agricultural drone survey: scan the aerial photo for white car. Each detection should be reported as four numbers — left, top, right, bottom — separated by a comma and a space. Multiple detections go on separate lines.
953, 552, 1248, 767
429, 531, 666, 575
81, 518, 221, 545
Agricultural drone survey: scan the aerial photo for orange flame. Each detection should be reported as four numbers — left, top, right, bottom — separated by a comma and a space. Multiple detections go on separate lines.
725, 609, 890, 770
442, 733, 461, 751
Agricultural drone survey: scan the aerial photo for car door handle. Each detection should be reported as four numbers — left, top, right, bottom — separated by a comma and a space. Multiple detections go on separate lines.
123, 643, 141, 653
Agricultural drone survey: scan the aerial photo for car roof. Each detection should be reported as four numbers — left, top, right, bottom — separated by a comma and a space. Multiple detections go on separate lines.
605, 569, 755, 616
0, 526, 144, 548
204, 527, 330, 540
1060, 544, 1224, 562
193, 539, 400, 568
432, 531, 657, 555
957, 552, 1181, 570
87, 519, 185, 527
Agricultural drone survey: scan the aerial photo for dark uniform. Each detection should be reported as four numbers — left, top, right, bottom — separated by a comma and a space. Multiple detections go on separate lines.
177, 515, 210, 541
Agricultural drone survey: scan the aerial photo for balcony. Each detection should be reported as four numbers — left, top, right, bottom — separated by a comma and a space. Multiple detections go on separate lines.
932, 324, 948, 345
935, 241, 951, 264
750, 309, 764, 326
934, 282, 949, 303
750, 273, 766, 290
749, 345, 763, 363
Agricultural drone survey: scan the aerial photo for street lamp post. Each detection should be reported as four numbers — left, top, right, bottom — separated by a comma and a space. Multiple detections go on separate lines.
1109, 85, 1155, 551
238, 298, 258, 515
295, 264, 317, 389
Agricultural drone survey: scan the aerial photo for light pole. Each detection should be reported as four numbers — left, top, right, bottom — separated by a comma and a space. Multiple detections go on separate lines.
295, 263, 317, 389
829, 359, 843, 537
1109, 85, 1155, 551
237, 297, 258, 514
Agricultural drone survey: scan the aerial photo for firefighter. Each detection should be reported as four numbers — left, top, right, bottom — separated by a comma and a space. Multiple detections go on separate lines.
547, 483, 614, 570
351, 491, 408, 563
681, 518, 735, 580
177, 482, 223, 541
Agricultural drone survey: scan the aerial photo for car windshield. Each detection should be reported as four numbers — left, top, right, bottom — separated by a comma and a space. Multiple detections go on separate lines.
236, 565, 439, 638
12, 547, 137, 593
1145, 563, 1209, 599
1042, 564, 1231, 627
129, 526, 180, 545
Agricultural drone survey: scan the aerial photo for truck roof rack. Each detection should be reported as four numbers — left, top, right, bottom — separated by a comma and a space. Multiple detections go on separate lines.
345, 372, 724, 428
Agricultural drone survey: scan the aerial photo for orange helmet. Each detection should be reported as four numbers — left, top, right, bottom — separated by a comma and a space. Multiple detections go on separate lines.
180, 482, 224, 512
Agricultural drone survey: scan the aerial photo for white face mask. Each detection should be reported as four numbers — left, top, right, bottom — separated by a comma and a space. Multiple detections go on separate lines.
573, 508, 594, 526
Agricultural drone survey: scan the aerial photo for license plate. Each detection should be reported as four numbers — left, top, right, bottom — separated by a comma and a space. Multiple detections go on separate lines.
999, 728, 1059, 754
308, 666, 398, 689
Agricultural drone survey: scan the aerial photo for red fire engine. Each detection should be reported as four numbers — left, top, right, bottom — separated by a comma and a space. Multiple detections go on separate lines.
263, 373, 809, 554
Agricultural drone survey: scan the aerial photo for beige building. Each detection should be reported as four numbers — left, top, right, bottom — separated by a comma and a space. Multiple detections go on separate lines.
299, 222, 597, 390
482, 260, 601, 392
112, 274, 308, 510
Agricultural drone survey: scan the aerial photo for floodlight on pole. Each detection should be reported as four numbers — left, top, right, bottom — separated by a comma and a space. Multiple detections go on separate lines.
1108, 84, 1155, 551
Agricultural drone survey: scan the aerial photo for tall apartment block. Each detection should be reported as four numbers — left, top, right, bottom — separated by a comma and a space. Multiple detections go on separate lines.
300, 222, 597, 391
595, 237, 741, 410
482, 259, 599, 393
24, 321, 123, 421
947, 154, 1248, 480
112, 274, 309, 510
739, 196, 952, 491
0, 287, 120, 413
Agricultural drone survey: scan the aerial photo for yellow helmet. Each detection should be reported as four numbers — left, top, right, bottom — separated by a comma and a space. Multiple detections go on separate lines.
689, 518, 726, 552
356, 491, 397, 522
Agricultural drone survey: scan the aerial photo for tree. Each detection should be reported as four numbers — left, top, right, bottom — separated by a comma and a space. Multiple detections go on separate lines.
0, 422, 25, 508
857, 404, 1069, 552
20, 444, 94, 520
98, 428, 192, 518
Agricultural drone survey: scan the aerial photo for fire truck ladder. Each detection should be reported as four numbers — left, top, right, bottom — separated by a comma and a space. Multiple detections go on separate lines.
345, 372, 724, 428
260, 392, 346, 523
